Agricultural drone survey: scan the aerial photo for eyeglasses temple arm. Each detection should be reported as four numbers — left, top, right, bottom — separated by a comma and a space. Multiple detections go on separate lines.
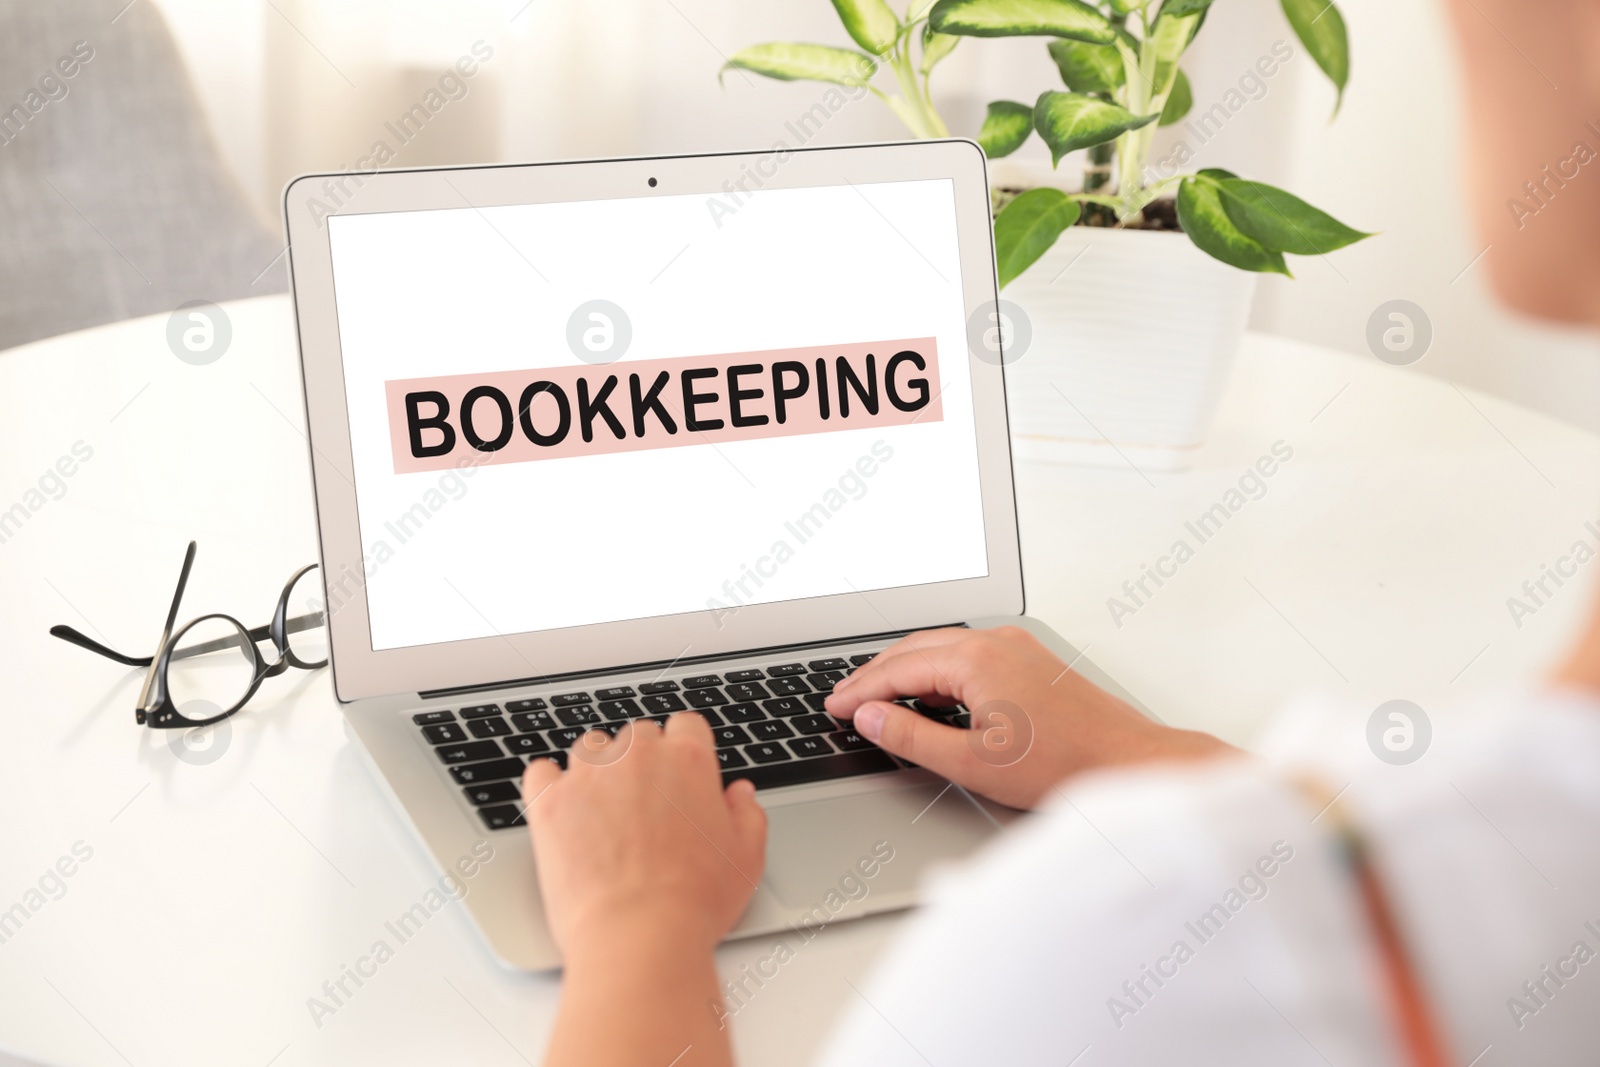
47, 625, 153, 667
137, 541, 197, 716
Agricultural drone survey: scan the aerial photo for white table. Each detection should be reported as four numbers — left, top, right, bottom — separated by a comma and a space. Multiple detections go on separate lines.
2, 295, 1597, 1067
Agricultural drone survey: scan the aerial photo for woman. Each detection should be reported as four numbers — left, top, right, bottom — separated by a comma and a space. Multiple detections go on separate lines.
524, 1, 1600, 1062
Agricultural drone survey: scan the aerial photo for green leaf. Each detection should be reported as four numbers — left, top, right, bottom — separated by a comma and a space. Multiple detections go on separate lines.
1106, 0, 1138, 13
1213, 177, 1372, 255
907, 0, 938, 18
1047, 38, 1124, 94
830, 0, 901, 55
993, 187, 1081, 288
927, 0, 1117, 44
977, 100, 1034, 158
921, 24, 961, 72
1032, 91, 1157, 165
1159, 67, 1192, 125
1146, 9, 1199, 104
1281, 0, 1349, 114
1177, 176, 1291, 275
1161, 0, 1215, 15
721, 43, 877, 87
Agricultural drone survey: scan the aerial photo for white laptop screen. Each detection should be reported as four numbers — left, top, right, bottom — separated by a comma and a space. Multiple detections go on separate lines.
325, 177, 989, 652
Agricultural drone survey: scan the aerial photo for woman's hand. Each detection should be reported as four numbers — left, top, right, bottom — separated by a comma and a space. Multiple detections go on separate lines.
522, 712, 767, 958
826, 626, 1237, 810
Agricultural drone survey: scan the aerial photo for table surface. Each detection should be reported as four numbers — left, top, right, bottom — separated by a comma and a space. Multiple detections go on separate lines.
3, 295, 1599, 1067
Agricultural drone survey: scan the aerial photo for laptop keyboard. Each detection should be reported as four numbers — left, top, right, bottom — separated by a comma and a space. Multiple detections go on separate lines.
411, 653, 971, 831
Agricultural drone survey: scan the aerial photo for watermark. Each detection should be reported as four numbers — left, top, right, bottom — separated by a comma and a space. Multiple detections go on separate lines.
167, 300, 233, 365
1505, 521, 1600, 629
0, 440, 94, 548
706, 440, 897, 628
0, 841, 95, 947
706, 81, 871, 228
1366, 299, 1433, 366
1107, 839, 1295, 1029
305, 839, 495, 1028
966, 299, 1032, 367
711, 840, 896, 1028
1146, 41, 1295, 183
305, 42, 495, 227
1107, 441, 1294, 628
1507, 922, 1600, 1030
1506, 122, 1600, 231
320, 449, 497, 623
167, 701, 233, 766
0, 40, 95, 148
566, 299, 632, 365
967, 699, 1032, 767
1366, 700, 1431, 765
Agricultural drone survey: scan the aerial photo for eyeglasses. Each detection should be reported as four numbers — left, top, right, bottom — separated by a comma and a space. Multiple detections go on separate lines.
50, 541, 327, 728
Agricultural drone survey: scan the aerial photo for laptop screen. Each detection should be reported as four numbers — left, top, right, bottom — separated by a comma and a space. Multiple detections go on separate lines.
325, 177, 989, 652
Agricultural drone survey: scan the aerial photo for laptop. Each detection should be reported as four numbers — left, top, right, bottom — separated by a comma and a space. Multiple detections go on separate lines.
282, 140, 1143, 970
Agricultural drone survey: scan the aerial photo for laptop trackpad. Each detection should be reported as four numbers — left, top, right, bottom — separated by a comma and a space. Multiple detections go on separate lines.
760, 782, 1009, 909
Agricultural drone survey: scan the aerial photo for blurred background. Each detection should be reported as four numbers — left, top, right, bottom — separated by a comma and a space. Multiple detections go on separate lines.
13, 0, 1600, 428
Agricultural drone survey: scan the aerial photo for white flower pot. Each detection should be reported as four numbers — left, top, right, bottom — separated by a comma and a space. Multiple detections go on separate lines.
1000, 225, 1258, 471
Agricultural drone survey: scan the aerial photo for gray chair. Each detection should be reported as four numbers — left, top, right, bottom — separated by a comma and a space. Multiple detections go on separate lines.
0, 0, 285, 351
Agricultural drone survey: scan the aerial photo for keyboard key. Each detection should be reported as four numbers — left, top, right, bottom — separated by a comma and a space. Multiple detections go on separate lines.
529, 751, 568, 771
788, 736, 835, 759
683, 674, 722, 689
713, 725, 752, 748
506, 697, 548, 713
749, 719, 795, 741
436, 740, 503, 764
555, 705, 600, 727
725, 681, 770, 702
808, 658, 849, 672
595, 686, 636, 701
723, 749, 897, 791
803, 693, 830, 712
722, 702, 766, 724
646, 714, 672, 728
550, 727, 587, 749
829, 729, 876, 752
951, 711, 972, 728
551, 692, 591, 707
685, 687, 728, 708
511, 710, 556, 733
642, 693, 687, 713
422, 722, 467, 744
717, 748, 749, 770
598, 698, 643, 720
450, 758, 525, 784
762, 697, 807, 718
692, 709, 725, 728
767, 663, 806, 676
504, 733, 551, 755
413, 710, 455, 725
725, 669, 764, 683
463, 781, 520, 806
639, 680, 680, 694
848, 653, 876, 667
791, 714, 837, 735
460, 704, 502, 719
807, 671, 845, 691
477, 804, 526, 830
467, 717, 512, 739
744, 742, 792, 764
766, 677, 810, 697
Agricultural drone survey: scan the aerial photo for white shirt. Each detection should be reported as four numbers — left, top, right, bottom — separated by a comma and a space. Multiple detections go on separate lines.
815, 690, 1600, 1065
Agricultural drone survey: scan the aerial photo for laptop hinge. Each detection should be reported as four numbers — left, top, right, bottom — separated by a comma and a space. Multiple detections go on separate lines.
415, 623, 969, 701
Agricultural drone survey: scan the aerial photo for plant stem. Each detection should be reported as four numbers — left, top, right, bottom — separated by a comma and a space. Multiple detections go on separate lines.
886, 43, 948, 138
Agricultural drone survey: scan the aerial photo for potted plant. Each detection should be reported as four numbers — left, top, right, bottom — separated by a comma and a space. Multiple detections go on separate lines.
725, 0, 1371, 469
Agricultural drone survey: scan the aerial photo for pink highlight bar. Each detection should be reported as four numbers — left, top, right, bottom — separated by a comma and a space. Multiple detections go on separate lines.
384, 337, 943, 474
